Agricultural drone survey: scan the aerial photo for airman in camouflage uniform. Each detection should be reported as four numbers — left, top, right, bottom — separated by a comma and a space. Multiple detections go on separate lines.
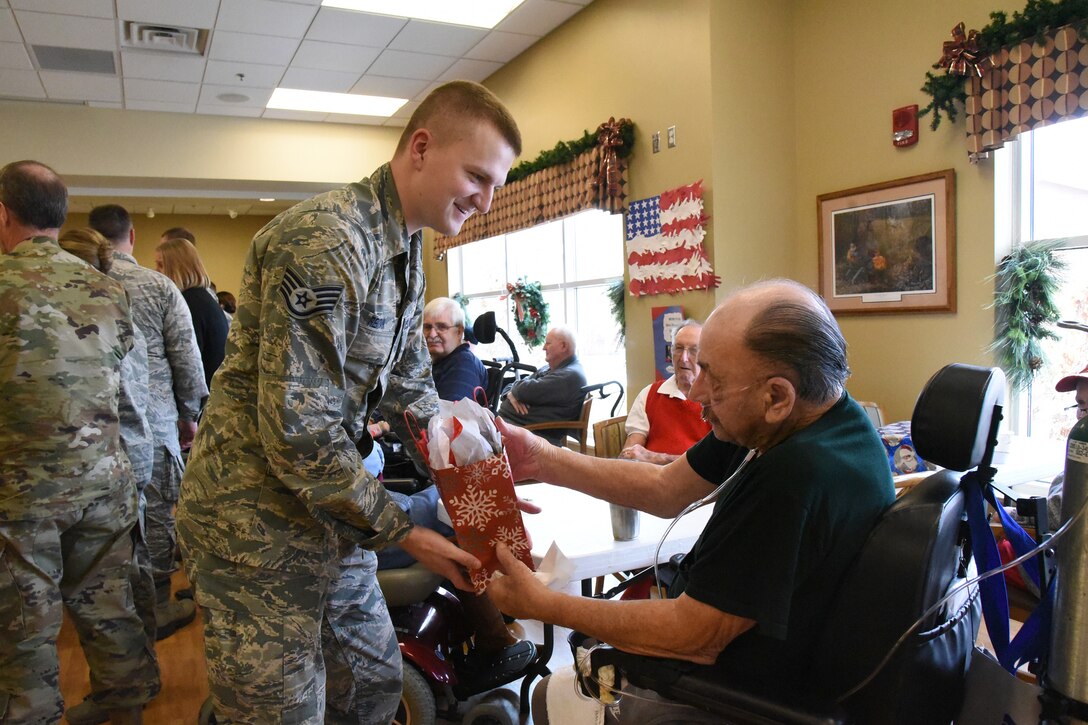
176, 80, 522, 724
89, 204, 207, 639
56, 226, 162, 725
0, 160, 156, 724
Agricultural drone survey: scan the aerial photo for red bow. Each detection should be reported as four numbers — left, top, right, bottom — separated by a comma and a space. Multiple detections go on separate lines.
938, 22, 993, 77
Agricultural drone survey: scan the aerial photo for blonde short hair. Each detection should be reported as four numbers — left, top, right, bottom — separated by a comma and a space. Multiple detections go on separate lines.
156, 237, 211, 291
396, 80, 521, 158
58, 227, 113, 273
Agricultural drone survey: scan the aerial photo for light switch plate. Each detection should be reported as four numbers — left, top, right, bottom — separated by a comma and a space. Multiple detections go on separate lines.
667, 126, 676, 148
652, 131, 661, 153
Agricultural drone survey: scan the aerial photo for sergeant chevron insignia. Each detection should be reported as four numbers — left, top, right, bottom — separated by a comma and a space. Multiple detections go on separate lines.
279, 265, 344, 319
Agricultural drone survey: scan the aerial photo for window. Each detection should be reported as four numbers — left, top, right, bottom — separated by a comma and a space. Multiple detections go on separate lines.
996, 117, 1088, 442
446, 209, 626, 426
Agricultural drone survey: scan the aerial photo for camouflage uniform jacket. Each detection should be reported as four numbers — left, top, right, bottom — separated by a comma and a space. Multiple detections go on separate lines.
0, 236, 135, 520
109, 251, 207, 455
178, 164, 439, 577
119, 324, 154, 491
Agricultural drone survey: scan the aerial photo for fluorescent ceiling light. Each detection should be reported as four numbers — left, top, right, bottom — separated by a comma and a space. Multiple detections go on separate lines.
258, 198, 276, 202
320, 0, 525, 29
267, 88, 407, 116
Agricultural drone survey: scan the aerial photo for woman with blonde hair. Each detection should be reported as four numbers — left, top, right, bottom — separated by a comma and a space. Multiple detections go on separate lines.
57, 227, 114, 274
155, 237, 228, 388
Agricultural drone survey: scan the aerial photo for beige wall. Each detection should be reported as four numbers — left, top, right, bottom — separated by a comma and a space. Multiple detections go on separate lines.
792, 0, 1019, 420
64, 212, 273, 296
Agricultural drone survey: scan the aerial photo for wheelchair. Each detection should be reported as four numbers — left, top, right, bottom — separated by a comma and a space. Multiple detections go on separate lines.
570, 363, 1008, 724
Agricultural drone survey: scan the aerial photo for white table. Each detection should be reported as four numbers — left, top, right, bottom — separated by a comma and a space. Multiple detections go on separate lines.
518, 482, 712, 594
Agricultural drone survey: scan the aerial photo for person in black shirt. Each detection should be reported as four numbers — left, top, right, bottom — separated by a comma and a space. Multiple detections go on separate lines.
487, 279, 895, 723
155, 237, 228, 389
424, 296, 487, 401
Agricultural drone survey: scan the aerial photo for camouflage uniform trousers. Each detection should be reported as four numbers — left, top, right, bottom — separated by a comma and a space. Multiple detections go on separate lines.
0, 486, 160, 723
185, 543, 401, 724
131, 491, 158, 647
145, 445, 184, 581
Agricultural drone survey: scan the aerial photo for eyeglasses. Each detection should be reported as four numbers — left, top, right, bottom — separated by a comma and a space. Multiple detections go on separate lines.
1064, 403, 1088, 418
423, 322, 460, 334
672, 345, 700, 358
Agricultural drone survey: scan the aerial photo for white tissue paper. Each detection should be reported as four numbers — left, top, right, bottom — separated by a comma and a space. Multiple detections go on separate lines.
425, 398, 501, 470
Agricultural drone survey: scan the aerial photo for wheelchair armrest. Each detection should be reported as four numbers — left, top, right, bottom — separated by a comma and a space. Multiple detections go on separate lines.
382, 477, 426, 496
589, 647, 848, 725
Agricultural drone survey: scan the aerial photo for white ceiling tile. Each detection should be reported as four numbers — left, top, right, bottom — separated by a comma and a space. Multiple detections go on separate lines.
124, 77, 201, 104
121, 50, 207, 82
40, 70, 121, 101
382, 116, 407, 128
367, 49, 453, 81
195, 103, 264, 117
262, 107, 327, 121
464, 31, 538, 63
125, 99, 198, 113
0, 11, 19, 42
389, 20, 486, 57
280, 66, 360, 92
209, 30, 300, 65
349, 74, 426, 99
10, 0, 114, 19
116, 0, 220, 28
305, 7, 405, 46
15, 10, 117, 51
204, 59, 284, 87
494, 0, 582, 36
292, 40, 380, 73
437, 58, 503, 83
0, 68, 44, 98
0, 40, 32, 69
217, 0, 318, 39
198, 83, 274, 107
325, 112, 391, 126
412, 81, 442, 101
86, 100, 122, 108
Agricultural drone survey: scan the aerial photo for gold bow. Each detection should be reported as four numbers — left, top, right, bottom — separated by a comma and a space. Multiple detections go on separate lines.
938, 22, 993, 77
595, 117, 627, 207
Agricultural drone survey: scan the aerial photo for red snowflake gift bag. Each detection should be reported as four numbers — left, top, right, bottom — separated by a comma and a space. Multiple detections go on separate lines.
405, 403, 535, 593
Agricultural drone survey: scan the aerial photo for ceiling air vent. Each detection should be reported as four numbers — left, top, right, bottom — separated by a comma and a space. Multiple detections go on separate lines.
33, 45, 116, 74
122, 21, 209, 55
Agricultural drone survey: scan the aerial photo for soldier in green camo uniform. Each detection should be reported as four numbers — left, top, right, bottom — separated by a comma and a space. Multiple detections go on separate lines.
88, 203, 207, 646
58, 228, 161, 725
0, 161, 156, 724
177, 80, 521, 724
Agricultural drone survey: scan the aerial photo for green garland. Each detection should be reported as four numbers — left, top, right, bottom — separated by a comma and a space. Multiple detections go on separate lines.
607, 278, 626, 345
991, 239, 1066, 391
505, 121, 635, 184
920, 0, 1088, 130
504, 278, 550, 349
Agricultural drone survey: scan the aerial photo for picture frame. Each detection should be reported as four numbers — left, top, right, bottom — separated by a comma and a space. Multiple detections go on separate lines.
817, 169, 956, 315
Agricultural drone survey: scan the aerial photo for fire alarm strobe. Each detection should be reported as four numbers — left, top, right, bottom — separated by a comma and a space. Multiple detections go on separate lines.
893, 105, 919, 147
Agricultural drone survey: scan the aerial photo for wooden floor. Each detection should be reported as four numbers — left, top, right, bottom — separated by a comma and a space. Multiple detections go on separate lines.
58, 572, 209, 724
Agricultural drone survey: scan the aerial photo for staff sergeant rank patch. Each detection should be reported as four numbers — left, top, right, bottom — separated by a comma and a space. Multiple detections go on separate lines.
279, 265, 344, 319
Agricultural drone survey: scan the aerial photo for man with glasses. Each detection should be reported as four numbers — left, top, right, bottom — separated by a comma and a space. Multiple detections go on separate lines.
486, 279, 894, 723
424, 296, 487, 401
621, 319, 710, 464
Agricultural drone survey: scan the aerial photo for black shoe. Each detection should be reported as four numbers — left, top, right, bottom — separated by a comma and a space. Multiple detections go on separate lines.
458, 640, 537, 691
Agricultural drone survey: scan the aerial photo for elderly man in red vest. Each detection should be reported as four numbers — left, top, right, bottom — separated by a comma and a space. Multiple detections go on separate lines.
620, 319, 710, 464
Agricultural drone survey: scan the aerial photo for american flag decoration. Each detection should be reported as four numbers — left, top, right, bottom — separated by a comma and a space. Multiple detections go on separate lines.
625, 180, 720, 296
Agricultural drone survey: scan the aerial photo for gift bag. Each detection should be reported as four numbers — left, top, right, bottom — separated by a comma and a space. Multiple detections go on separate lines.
406, 399, 535, 593
956, 647, 1042, 724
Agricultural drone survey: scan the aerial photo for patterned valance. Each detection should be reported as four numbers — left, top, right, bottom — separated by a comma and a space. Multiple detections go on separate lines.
433, 120, 630, 259
965, 23, 1088, 161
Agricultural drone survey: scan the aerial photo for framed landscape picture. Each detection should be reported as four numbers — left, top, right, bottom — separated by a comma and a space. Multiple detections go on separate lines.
817, 169, 956, 314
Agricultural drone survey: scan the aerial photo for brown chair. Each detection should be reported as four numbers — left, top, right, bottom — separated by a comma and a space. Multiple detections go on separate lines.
592, 415, 628, 459
524, 381, 626, 455
525, 394, 595, 453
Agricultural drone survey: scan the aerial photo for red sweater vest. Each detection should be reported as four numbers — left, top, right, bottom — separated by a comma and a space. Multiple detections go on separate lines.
643, 379, 711, 455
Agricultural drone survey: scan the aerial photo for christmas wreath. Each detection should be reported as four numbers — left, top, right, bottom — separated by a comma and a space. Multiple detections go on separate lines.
990, 239, 1066, 391
503, 279, 550, 349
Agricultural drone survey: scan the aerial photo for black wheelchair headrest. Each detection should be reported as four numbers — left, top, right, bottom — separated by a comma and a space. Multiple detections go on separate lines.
911, 363, 1005, 472
469, 310, 497, 345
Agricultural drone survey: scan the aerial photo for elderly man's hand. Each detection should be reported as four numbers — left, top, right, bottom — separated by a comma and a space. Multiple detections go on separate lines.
618, 444, 677, 465
496, 417, 550, 482
486, 543, 552, 620
505, 392, 529, 416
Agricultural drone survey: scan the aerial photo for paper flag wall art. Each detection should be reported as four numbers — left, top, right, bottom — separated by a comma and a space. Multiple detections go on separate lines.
625, 180, 720, 296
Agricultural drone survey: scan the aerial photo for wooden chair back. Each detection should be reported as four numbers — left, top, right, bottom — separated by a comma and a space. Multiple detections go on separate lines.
592, 415, 628, 458
525, 393, 595, 454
